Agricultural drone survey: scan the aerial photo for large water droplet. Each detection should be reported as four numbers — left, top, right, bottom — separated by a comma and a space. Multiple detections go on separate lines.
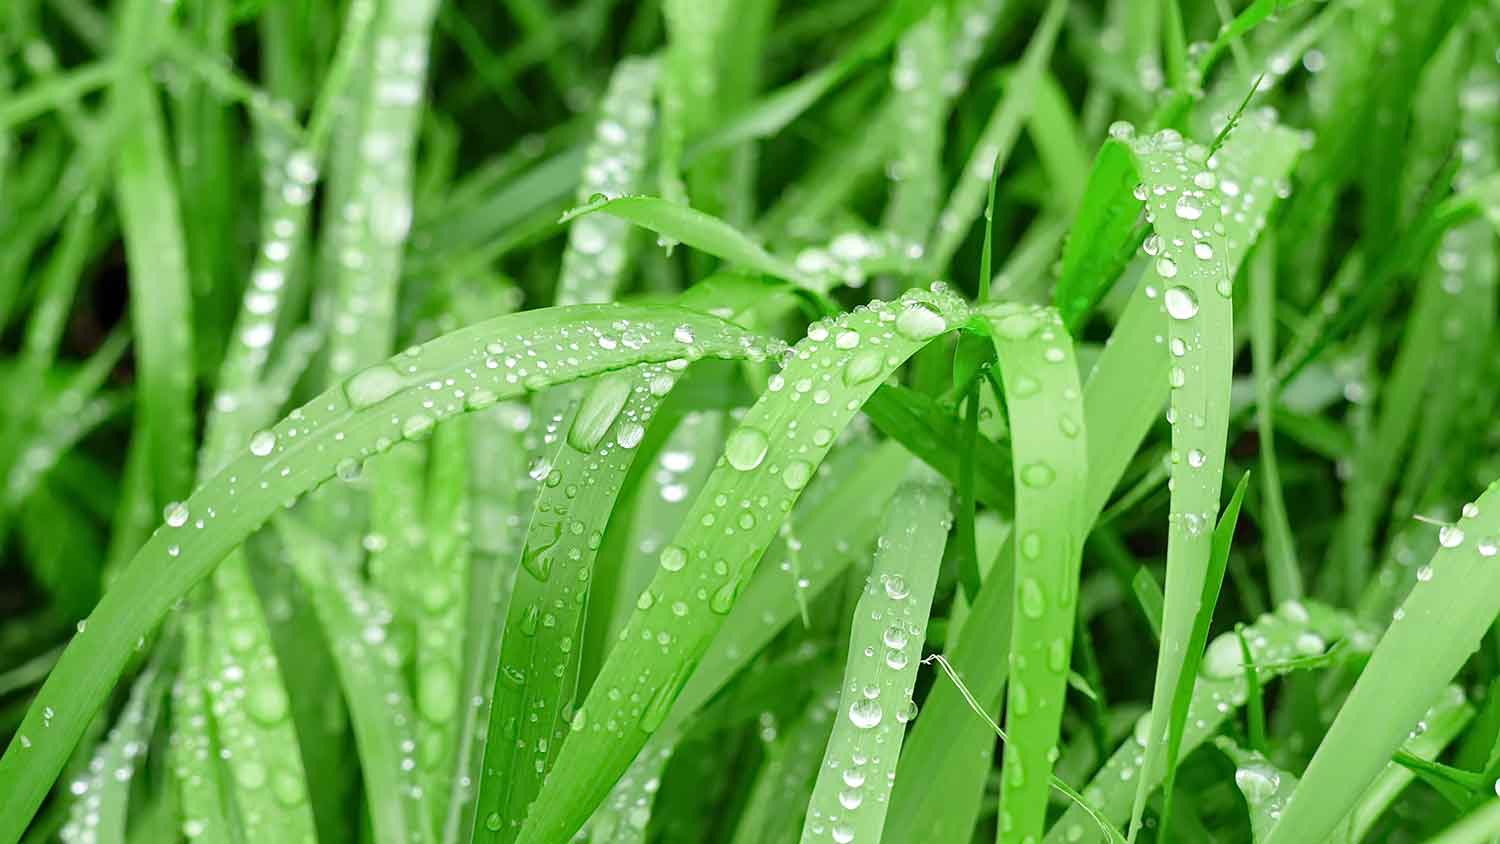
1234, 765, 1279, 804
895, 303, 947, 340
848, 698, 883, 729
568, 376, 633, 453
843, 351, 884, 386
725, 427, 769, 471
1164, 286, 1199, 319
249, 430, 277, 457
1201, 634, 1245, 679
345, 364, 404, 408
659, 545, 687, 572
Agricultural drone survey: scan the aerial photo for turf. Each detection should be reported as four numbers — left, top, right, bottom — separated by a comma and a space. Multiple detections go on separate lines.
1, 2, 1499, 844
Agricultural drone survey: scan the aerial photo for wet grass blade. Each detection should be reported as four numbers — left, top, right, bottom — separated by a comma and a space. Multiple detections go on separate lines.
515, 286, 972, 843
1265, 481, 1500, 844
983, 303, 1089, 844
1043, 603, 1373, 844
1128, 113, 1305, 840
799, 464, 949, 844
0, 304, 767, 839
1159, 471, 1249, 837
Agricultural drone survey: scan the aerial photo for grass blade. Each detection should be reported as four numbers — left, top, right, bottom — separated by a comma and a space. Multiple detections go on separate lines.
515, 286, 971, 843
982, 303, 1089, 844
799, 464, 950, 844
0, 304, 766, 838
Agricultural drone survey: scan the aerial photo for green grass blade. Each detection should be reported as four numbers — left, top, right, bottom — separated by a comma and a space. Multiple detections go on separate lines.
58, 662, 167, 844
167, 614, 235, 844
1265, 481, 1500, 844
476, 364, 677, 840
0, 304, 765, 839
1246, 232, 1302, 605
323, 0, 438, 379
666, 440, 914, 723
798, 464, 949, 844
930, 0, 1066, 272
113, 72, 196, 510
1053, 137, 1145, 333
1128, 113, 1304, 840
561, 195, 817, 288
515, 286, 971, 843
1160, 471, 1250, 837
1043, 602, 1373, 844
277, 515, 433, 844
981, 303, 1089, 844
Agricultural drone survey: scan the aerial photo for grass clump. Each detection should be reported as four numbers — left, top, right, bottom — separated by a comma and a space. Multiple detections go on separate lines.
1, 2, 1499, 844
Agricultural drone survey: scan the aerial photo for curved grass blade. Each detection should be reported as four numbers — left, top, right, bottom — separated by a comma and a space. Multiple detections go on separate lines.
1053, 137, 1146, 333
667, 439, 913, 723
113, 73, 196, 510
1161, 473, 1250, 836
980, 303, 1089, 844
929, 0, 1065, 271
276, 515, 432, 844
1043, 602, 1374, 844
730, 667, 840, 844
57, 661, 167, 844
167, 614, 234, 844
476, 364, 678, 840
560, 195, 817, 289
0, 304, 767, 839
515, 285, 972, 843
557, 57, 659, 306
799, 464, 950, 844
1264, 481, 1500, 844
1127, 114, 1304, 840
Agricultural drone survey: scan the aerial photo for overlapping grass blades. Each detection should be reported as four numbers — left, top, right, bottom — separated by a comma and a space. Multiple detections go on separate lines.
0, 305, 768, 839
514, 285, 967, 843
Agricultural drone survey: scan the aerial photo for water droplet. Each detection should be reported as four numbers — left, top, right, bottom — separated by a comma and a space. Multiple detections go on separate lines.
1440, 524, 1465, 548
164, 502, 189, 528
1187, 448, 1206, 468
345, 364, 404, 408
1021, 463, 1055, 487
1156, 256, 1179, 279
249, 430, 277, 457
883, 575, 910, 600
1020, 578, 1045, 618
1235, 765, 1279, 804
836, 330, 861, 350
659, 545, 687, 572
402, 414, 434, 440
782, 460, 813, 490
843, 351, 884, 386
725, 427, 769, 471
895, 303, 947, 340
1174, 195, 1204, 221
569, 376, 633, 453
1201, 634, 1245, 679
848, 698, 883, 729
1163, 286, 1198, 319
